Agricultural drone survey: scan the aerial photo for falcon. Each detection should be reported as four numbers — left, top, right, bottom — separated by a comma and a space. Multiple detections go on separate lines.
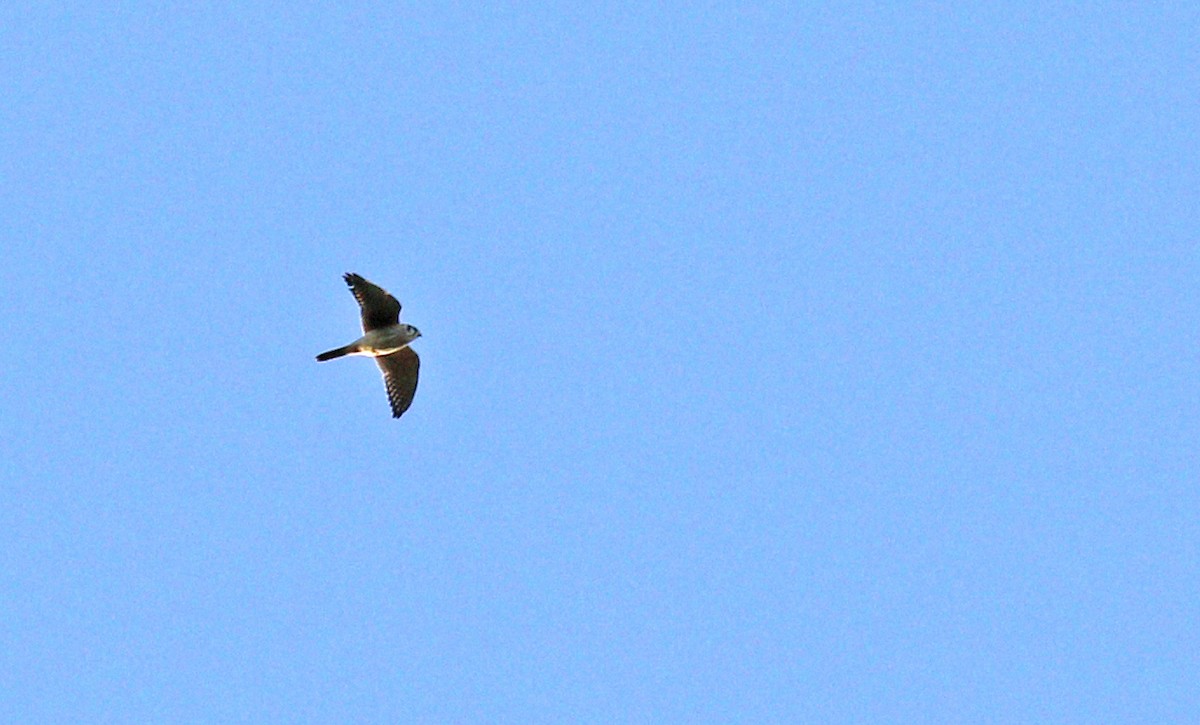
317, 273, 422, 419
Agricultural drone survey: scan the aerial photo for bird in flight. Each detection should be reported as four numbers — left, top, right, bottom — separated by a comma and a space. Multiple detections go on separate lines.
317, 273, 422, 419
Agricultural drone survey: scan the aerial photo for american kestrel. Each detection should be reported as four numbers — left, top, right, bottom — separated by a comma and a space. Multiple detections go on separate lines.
317, 273, 422, 419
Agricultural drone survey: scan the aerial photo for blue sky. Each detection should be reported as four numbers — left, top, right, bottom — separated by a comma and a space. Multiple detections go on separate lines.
2, 3, 1197, 722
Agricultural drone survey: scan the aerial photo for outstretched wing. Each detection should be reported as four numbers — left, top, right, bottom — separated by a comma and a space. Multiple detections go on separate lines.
375, 346, 420, 418
344, 272, 401, 332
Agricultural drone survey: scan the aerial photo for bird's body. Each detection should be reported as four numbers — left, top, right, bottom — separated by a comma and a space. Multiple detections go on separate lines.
316, 325, 420, 361
317, 273, 422, 418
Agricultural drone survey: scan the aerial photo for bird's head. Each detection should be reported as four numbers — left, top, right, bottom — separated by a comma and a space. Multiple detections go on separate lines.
404, 324, 422, 341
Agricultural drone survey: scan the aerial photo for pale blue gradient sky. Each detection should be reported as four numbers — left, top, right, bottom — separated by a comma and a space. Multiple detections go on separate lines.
2, 4, 1197, 722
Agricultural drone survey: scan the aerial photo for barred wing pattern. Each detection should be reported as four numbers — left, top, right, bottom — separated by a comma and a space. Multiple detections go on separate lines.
344, 272, 401, 332
376, 346, 420, 419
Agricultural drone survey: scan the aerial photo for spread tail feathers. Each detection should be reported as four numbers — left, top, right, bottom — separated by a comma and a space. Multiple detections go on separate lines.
316, 345, 355, 362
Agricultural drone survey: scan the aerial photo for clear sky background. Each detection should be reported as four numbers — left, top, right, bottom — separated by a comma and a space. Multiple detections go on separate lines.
2, 3, 1197, 722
